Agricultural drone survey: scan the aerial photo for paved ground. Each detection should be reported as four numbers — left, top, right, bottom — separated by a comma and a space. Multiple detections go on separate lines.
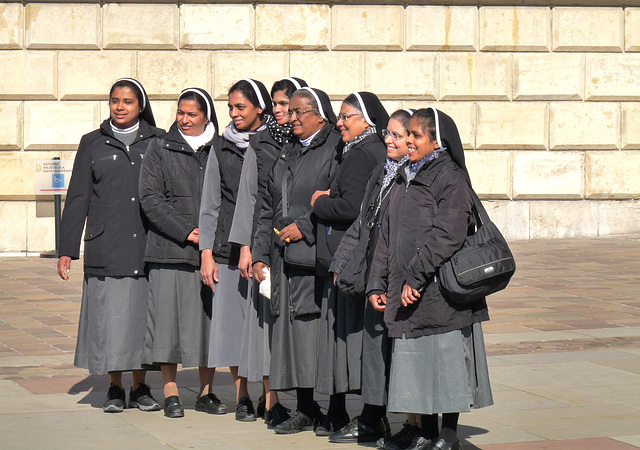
1, 235, 640, 449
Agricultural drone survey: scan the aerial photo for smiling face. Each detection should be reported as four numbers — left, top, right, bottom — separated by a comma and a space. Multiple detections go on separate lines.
228, 91, 263, 132
176, 99, 208, 136
336, 103, 369, 143
109, 86, 141, 129
384, 118, 410, 161
406, 116, 439, 162
272, 90, 291, 126
289, 94, 324, 140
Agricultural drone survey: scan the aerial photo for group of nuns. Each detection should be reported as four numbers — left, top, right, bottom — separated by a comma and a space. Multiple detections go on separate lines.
58, 75, 493, 450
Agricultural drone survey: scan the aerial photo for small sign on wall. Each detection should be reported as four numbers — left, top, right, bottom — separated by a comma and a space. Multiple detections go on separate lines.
34, 160, 74, 194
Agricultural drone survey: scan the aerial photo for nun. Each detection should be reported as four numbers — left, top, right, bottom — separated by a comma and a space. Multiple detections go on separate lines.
229, 77, 309, 426
310, 91, 389, 436
328, 109, 414, 445
199, 78, 272, 422
251, 87, 341, 434
366, 108, 493, 450
58, 77, 163, 413
139, 87, 221, 418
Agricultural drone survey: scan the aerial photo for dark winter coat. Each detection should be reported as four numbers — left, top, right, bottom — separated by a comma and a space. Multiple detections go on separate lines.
366, 152, 490, 338
139, 123, 213, 267
59, 119, 164, 277
252, 123, 341, 317
329, 162, 387, 281
198, 136, 247, 266
313, 133, 386, 276
227, 128, 280, 248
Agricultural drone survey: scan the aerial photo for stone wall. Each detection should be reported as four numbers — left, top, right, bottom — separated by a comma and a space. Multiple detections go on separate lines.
2, 2, 640, 252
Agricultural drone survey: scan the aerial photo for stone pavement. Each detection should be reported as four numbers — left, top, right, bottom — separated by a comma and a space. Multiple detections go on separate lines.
1, 235, 640, 449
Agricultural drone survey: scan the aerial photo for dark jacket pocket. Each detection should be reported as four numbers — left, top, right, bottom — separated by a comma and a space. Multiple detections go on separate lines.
83, 223, 105, 268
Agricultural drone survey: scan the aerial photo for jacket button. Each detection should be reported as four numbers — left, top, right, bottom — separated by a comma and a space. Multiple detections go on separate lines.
133, 270, 139, 275
131, 197, 135, 201
131, 161, 135, 165
132, 233, 137, 238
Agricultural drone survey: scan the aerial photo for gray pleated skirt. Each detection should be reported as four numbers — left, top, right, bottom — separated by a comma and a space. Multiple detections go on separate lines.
387, 322, 494, 414
268, 269, 320, 391
237, 278, 273, 382
361, 300, 390, 406
208, 263, 249, 368
143, 263, 212, 368
316, 278, 364, 395
74, 275, 148, 375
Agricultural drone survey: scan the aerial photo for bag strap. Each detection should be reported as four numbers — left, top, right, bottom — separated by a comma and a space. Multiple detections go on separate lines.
468, 187, 491, 227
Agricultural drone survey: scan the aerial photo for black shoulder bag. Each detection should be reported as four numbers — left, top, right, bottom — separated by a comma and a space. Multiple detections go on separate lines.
437, 188, 516, 304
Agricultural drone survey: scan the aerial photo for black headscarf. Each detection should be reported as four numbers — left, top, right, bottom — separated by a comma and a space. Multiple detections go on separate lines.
179, 87, 218, 135
346, 91, 389, 142
112, 77, 156, 127
300, 87, 337, 127
239, 78, 273, 117
425, 106, 469, 183
282, 77, 308, 91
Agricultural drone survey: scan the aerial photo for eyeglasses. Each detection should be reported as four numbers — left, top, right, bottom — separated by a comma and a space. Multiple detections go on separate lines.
381, 129, 407, 141
286, 109, 317, 119
337, 113, 362, 121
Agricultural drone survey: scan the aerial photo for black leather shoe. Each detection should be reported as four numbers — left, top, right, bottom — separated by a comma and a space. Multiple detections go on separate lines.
422, 437, 462, 450
314, 412, 350, 436
274, 411, 314, 434
163, 395, 184, 418
195, 393, 227, 415
328, 415, 391, 443
235, 397, 257, 422
256, 396, 266, 419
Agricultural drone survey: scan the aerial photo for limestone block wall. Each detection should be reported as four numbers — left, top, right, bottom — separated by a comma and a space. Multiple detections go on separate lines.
2, 2, 640, 252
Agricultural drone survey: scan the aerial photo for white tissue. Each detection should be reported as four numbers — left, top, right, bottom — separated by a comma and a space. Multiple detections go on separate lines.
258, 267, 271, 299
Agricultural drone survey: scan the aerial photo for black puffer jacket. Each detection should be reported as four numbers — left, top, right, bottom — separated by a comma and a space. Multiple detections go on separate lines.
253, 123, 341, 317
59, 119, 164, 276
367, 152, 490, 338
139, 123, 213, 267
313, 133, 386, 276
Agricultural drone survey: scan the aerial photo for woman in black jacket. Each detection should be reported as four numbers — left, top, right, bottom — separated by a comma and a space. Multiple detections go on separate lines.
252, 87, 341, 434
311, 92, 388, 436
328, 109, 412, 445
367, 108, 493, 450
199, 78, 273, 422
229, 77, 308, 426
57, 78, 163, 413
139, 87, 221, 419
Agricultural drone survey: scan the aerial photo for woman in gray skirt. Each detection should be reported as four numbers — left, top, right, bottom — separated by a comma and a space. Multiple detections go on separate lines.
229, 77, 308, 426
58, 78, 162, 413
199, 78, 273, 422
367, 108, 493, 450
139, 87, 222, 418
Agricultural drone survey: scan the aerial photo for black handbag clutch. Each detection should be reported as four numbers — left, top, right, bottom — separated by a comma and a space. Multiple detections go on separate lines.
437, 189, 516, 304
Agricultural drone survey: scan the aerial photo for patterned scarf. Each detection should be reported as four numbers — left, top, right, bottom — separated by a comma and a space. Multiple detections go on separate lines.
380, 155, 409, 196
342, 126, 376, 155
266, 114, 294, 145
407, 147, 446, 174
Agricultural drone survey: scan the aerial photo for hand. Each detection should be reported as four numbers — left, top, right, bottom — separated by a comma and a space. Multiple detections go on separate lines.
238, 246, 253, 280
57, 256, 72, 280
187, 227, 199, 244
369, 293, 387, 311
333, 272, 338, 285
200, 250, 219, 290
279, 223, 303, 243
311, 189, 330, 207
253, 262, 269, 283
401, 284, 421, 307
